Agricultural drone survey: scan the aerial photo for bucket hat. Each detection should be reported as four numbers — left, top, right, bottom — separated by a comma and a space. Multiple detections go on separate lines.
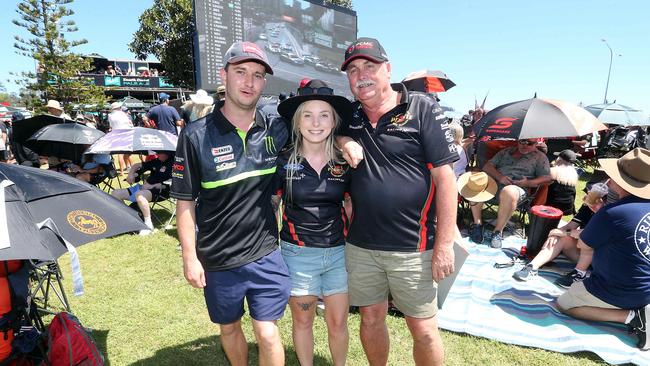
599, 148, 650, 199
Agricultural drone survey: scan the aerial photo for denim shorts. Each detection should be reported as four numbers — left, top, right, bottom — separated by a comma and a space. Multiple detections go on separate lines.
280, 241, 348, 297
203, 249, 291, 324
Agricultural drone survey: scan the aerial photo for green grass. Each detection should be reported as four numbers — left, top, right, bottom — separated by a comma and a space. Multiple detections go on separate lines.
48, 172, 614, 365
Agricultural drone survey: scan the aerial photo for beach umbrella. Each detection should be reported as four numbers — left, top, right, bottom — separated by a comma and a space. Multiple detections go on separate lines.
585, 103, 648, 126
0, 164, 147, 256
26, 123, 105, 161
11, 114, 77, 143
473, 98, 608, 140
85, 127, 177, 155
402, 70, 456, 93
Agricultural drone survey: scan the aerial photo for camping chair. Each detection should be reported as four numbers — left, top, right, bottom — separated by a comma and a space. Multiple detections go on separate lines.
149, 179, 176, 231
90, 162, 119, 193
28, 260, 71, 316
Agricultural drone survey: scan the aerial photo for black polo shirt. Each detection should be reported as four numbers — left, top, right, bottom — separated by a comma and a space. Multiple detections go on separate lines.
341, 83, 458, 252
274, 152, 351, 248
171, 101, 289, 270
141, 157, 173, 185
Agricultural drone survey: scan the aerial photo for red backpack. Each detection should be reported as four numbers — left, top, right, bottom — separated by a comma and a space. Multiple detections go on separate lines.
47, 313, 104, 366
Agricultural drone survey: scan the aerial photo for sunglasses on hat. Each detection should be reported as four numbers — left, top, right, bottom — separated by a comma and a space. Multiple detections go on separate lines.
298, 86, 334, 96
518, 140, 536, 146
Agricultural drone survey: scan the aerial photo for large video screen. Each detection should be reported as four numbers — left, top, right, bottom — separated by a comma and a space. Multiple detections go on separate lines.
193, 0, 357, 97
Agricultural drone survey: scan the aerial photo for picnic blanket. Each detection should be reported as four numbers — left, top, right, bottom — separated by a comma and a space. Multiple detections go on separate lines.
438, 235, 650, 365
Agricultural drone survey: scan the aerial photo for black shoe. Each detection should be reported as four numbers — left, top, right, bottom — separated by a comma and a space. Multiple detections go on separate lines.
555, 269, 586, 289
629, 305, 650, 350
469, 223, 483, 243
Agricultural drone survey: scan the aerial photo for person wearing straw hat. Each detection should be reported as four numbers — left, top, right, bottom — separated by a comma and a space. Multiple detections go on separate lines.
557, 148, 650, 351
181, 89, 214, 124
45, 99, 71, 119
272, 79, 353, 366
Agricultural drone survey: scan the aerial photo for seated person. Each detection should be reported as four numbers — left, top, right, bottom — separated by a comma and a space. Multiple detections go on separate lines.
512, 203, 596, 286
111, 152, 173, 236
557, 148, 650, 351
469, 139, 552, 248
68, 153, 113, 183
545, 149, 579, 215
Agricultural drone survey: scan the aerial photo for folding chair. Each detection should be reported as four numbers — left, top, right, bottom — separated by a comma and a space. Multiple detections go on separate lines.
28, 260, 71, 316
149, 179, 176, 231
90, 162, 120, 193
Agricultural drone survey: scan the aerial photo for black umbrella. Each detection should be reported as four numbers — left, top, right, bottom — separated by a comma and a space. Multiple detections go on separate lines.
85, 127, 177, 155
25, 123, 105, 162
11, 114, 77, 144
0, 180, 64, 260
0, 164, 148, 250
473, 98, 607, 140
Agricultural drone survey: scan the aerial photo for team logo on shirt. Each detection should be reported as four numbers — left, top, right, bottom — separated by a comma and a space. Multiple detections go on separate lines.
635, 213, 650, 261
212, 145, 233, 156
329, 164, 347, 177
216, 161, 237, 171
390, 111, 412, 126
264, 136, 277, 154
284, 163, 304, 171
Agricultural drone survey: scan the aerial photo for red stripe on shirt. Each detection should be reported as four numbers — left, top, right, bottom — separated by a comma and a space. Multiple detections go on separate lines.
282, 211, 304, 246
418, 169, 435, 251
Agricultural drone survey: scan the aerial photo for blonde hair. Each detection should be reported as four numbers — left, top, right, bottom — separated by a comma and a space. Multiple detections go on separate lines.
285, 101, 344, 202
449, 122, 463, 145
181, 100, 213, 122
551, 162, 578, 187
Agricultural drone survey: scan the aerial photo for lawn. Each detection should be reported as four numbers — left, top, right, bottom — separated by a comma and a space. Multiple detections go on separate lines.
50, 171, 612, 365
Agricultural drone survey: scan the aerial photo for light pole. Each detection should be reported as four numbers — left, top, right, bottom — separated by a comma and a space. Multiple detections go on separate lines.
601, 38, 621, 104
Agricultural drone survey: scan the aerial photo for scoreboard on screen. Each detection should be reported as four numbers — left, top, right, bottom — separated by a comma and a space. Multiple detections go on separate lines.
193, 0, 357, 96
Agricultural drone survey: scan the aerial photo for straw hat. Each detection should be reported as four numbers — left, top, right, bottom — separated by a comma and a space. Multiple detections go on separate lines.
189, 89, 214, 105
457, 171, 498, 202
110, 102, 123, 110
46, 99, 63, 111
599, 148, 650, 199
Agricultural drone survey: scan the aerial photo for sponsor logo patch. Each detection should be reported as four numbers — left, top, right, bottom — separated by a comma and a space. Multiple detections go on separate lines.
284, 163, 304, 171
216, 161, 237, 171
173, 163, 184, 171
329, 165, 347, 177
390, 111, 412, 126
67, 210, 107, 235
212, 145, 233, 156
214, 153, 234, 163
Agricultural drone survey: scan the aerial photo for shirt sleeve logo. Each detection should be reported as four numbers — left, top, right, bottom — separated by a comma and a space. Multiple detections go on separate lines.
212, 145, 233, 156
635, 213, 650, 261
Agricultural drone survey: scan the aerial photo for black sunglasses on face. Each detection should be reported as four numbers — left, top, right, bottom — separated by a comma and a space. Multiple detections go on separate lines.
518, 140, 536, 146
298, 86, 334, 96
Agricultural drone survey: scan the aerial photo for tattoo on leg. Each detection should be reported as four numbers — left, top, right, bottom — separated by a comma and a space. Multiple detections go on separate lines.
297, 301, 314, 311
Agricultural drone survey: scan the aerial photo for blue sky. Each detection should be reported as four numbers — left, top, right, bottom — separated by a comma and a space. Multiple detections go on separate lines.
1, 0, 648, 118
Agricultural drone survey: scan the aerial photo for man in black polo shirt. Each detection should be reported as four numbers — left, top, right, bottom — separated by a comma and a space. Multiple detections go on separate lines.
171, 42, 290, 365
339, 37, 458, 365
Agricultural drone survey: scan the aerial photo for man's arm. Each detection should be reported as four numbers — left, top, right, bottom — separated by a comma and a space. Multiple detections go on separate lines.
177, 199, 205, 288
431, 163, 456, 282
483, 161, 513, 186
335, 136, 363, 168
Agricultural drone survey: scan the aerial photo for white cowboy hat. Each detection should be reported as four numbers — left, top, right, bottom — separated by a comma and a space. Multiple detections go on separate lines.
599, 148, 650, 199
46, 100, 63, 111
189, 89, 214, 105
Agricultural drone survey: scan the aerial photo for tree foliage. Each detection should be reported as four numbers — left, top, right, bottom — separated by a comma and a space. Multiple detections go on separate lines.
12, 0, 105, 113
129, 0, 194, 89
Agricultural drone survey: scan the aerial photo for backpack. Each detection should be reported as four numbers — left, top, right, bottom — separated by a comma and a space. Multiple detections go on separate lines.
47, 313, 104, 366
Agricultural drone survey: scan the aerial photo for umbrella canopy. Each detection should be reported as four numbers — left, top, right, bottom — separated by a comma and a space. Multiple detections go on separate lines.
0, 164, 148, 254
25, 123, 105, 162
402, 70, 456, 93
0, 180, 64, 261
473, 98, 608, 140
85, 127, 177, 155
120, 97, 149, 110
585, 102, 648, 126
11, 114, 77, 143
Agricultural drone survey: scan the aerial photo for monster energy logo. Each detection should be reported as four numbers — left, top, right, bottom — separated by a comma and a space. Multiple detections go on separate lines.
264, 136, 277, 154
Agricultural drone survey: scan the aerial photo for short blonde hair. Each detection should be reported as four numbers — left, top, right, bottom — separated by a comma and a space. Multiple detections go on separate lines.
449, 122, 464, 145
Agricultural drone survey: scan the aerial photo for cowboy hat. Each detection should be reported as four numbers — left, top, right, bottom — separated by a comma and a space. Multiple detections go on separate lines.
599, 148, 650, 199
457, 171, 498, 202
110, 102, 123, 110
189, 89, 214, 105
46, 100, 63, 111
277, 79, 352, 122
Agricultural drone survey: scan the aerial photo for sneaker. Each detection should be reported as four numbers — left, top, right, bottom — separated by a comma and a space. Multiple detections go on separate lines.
629, 304, 650, 350
469, 223, 484, 243
555, 269, 586, 289
490, 231, 503, 249
513, 264, 537, 281
138, 229, 152, 236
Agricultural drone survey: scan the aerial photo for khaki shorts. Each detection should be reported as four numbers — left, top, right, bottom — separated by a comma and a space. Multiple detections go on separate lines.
345, 243, 437, 318
557, 281, 621, 310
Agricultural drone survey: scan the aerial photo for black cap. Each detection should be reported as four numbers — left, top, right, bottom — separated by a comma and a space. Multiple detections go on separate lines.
223, 41, 273, 75
554, 149, 580, 163
341, 37, 389, 71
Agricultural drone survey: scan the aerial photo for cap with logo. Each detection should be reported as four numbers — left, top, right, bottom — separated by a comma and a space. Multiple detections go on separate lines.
340, 37, 389, 71
223, 41, 273, 75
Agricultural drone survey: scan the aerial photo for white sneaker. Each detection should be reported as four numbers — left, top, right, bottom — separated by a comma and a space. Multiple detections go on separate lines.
139, 229, 152, 236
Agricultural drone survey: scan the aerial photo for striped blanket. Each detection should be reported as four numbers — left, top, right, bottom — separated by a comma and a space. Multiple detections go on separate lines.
438, 236, 650, 365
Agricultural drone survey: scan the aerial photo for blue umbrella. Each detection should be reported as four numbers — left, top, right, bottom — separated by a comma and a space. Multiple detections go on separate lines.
585, 103, 648, 126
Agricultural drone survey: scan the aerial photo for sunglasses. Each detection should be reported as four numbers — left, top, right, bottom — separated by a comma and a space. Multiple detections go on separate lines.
518, 140, 536, 146
298, 86, 334, 96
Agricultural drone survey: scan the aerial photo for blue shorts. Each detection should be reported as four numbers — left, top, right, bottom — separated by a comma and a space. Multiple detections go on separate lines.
280, 241, 348, 297
127, 184, 142, 202
203, 249, 291, 324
